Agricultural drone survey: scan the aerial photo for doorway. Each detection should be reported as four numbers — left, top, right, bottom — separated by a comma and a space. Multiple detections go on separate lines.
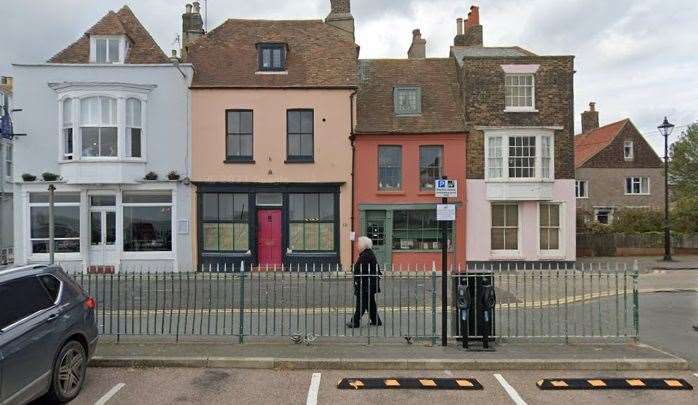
365, 210, 390, 267
257, 209, 282, 267
88, 194, 118, 272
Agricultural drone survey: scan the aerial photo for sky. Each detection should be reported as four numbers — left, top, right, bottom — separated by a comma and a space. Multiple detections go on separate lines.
1, 0, 696, 151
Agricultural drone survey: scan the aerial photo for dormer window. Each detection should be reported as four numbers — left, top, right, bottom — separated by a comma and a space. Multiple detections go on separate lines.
624, 141, 634, 161
91, 36, 128, 64
258, 44, 286, 71
394, 86, 422, 116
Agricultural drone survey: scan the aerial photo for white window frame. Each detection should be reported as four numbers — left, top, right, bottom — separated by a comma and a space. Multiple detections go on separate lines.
27, 191, 82, 258
4, 142, 12, 179
575, 180, 589, 198
484, 129, 555, 182
624, 141, 634, 161
538, 202, 565, 256
490, 203, 521, 256
121, 189, 175, 260
594, 207, 615, 224
502, 65, 539, 113
90, 35, 129, 64
625, 177, 650, 195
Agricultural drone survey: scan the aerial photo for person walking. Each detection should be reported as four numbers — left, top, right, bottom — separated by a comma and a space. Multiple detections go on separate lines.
347, 236, 382, 328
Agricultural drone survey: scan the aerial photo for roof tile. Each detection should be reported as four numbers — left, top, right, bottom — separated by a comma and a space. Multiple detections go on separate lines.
574, 119, 629, 168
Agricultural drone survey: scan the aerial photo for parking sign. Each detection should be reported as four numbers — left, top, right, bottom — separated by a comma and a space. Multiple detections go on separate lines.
435, 179, 457, 198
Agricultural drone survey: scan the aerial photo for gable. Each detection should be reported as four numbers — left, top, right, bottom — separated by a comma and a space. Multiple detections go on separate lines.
580, 121, 662, 169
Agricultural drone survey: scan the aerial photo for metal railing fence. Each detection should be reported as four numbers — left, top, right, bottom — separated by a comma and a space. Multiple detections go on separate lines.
67, 261, 640, 344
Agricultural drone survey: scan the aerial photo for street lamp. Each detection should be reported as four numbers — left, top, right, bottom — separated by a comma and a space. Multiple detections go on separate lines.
657, 117, 675, 262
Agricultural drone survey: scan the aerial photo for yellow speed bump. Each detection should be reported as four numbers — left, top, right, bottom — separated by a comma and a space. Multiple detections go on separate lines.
337, 378, 483, 390
537, 378, 693, 390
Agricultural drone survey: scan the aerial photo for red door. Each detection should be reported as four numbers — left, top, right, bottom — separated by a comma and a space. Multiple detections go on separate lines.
257, 210, 282, 267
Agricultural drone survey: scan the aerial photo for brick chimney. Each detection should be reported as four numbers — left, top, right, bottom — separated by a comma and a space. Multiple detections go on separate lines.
407, 29, 426, 59
182, 2, 205, 59
581, 102, 600, 133
454, 5, 483, 47
325, 0, 355, 40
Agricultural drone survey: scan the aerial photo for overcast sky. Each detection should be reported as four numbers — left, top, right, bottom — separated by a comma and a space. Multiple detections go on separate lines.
1, 0, 696, 151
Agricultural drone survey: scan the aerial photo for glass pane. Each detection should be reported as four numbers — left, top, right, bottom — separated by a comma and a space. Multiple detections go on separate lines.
123, 192, 172, 204
549, 204, 560, 226
304, 223, 319, 250
63, 98, 72, 125
96, 39, 107, 63
227, 111, 240, 134
289, 223, 303, 250
91, 212, 101, 245
304, 194, 319, 220
80, 97, 97, 125
272, 48, 282, 68
82, 127, 99, 157
540, 205, 550, 227
219, 194, 235, 221
256, 193, 282, 206
31, 206, 80, 239
91, 195, 116, 206
240, 111, 252, 133
288, 134, 301, 156
300, 111, 313, 133
29, 192, 80, 204
234, 223, 249, 251
108, 38, 120, 62
227, 134, 240, 157
100, 97, 116, 125
202, 194, 219, 221
549, 229, 559, 250
126, 98, 141, 127
100, 127, 117, 156
240, 134, 252, 157
262, 48, 271, 68
492, 205, 505, 227
106, 212, 116, 245
319, 223, 334, 251
300, 134, 313, 156
203, 223, 219, 251
289, 194, 303, 221
491, 229, 504, 250
64, 129, 73, 155
219, 223, 234, 250
129, 128, 142, 158
288, 111, 300, 133
234, 194, 249, 220
505, 228, 518, 250
540, 229, 549, 250
123, 206, 172, 252
319, 194, 334, 221
506, 205, 518, 226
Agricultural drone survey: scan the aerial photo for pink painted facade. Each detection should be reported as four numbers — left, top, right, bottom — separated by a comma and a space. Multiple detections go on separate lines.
353, 134, 467, 269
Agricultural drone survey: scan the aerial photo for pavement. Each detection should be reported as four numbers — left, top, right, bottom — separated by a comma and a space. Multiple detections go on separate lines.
577, 255, 698, 272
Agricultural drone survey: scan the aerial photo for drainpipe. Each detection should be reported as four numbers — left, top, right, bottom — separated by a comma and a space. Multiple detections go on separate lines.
349, 89, 357, 267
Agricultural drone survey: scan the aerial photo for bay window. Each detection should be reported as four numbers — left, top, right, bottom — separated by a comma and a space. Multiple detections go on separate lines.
202, 193, 249, 252
123, 192, 172, 252
289, 194, 335, 251
485, 131, 555, 180
29, 192, 80, 254
80, 96, 117, 157
62, 98, 74, 160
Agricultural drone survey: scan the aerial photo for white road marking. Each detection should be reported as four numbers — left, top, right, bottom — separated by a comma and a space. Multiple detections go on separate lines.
494, 374, 527, 405
94, 383, 125, 405
306, 373, 322, 405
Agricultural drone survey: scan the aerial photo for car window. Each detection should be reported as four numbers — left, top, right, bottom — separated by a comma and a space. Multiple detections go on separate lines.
39, 274, 62, 302
0, 277, 55, 330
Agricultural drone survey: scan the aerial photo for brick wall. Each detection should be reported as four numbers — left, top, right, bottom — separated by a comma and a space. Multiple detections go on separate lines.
576, 167, 666, 212
461, 56, 575, 180
580, 121, 663, 169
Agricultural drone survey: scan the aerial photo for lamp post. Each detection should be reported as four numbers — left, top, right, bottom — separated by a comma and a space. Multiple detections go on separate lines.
657, 117, 675, 262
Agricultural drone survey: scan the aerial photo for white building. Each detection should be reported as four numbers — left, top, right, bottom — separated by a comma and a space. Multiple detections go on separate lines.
0, 76, 14, 265
11, 6, 194, 272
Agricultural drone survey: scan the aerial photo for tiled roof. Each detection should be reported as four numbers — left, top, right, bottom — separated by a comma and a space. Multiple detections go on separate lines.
355, 58, 466, 134
48, 5, 169, 64
451, 46, 537, 66
185, 19, 358, 88
574, 119, 629, 168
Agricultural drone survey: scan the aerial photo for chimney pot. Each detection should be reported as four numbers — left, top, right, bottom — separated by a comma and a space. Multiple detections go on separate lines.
589, 102, 596, 112
456, 18, 463, 35
407, 28, 427, 59
192, 1, 200, 13
172, 50, 178, 57
412, 29, 421, 39
185, 3, 192, 13
581, 101, 600, 133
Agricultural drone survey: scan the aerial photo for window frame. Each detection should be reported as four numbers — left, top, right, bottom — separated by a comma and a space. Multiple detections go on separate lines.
490, 203, 520, 254
419, 145, 444, 191
4, 142, 12, 179
391, 209, 453, 252
288, 193, 337, 253
393, 86, 422, 116
501, 64, 539, 113
538, 202, 563, 254
90, 35, 128, 64
0, 276, 58, 332
122, 191, 174, 253
257, 43, 287, 72
575, 180, 589, 198
125, 98, 143, 158
377, 145, 403, 191
225, 109, 254, 162
624, 140, 634, 161
625, 177, 650, 195
504, 73, 536, 111
484, 130, 555, 182
28, 192, 81, 256
286, 109, 314, 163
201, 193, 250, 253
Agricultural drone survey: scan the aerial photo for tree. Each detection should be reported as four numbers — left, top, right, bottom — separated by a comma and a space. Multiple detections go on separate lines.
672, 197, 698, 234
669, 122, 698, 200
611, 208, 663, 233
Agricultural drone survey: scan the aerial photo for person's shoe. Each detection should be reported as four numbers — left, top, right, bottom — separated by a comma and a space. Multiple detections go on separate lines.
370, 320, 382, 326
346, 322, 360, 328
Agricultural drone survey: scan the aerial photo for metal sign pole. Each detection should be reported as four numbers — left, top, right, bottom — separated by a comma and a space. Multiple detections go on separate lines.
48, 184, 55, 264
441, 193, 448, 347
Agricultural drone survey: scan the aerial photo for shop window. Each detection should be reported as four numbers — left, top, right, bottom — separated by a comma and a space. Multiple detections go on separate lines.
29, 192, 81, 254
392, 209, 451, 251
123, 192, 173, 252
289, 193, 335, 251
201, 193, 249, 252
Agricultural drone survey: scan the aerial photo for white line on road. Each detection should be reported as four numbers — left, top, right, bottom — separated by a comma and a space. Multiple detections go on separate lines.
94, 383, 125, 405
306, 373, 322, 405
494, 374, 527, 405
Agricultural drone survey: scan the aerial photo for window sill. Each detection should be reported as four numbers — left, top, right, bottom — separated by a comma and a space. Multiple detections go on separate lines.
504, 108, 538, 113
624, 193, 651, 196
58, 158, 146, 164
393, 249, 454, 253
489, 251, 523, 260
377, 190, 405, 195
417, 190, 436, 196
576, 196, 589, 199
285, 159, 314, 164
486, 178, 555, 183
224, 159, 255, 164
255, 70, 288, 75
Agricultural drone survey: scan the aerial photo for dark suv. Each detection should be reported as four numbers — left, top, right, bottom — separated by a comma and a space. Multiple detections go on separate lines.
0, 265, 98, 404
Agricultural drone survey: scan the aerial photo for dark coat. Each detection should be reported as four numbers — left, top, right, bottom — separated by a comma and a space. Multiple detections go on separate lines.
353, 248, 381, 295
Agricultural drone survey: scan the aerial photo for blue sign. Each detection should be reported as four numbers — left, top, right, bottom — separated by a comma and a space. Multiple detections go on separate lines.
0, 105, 12, 139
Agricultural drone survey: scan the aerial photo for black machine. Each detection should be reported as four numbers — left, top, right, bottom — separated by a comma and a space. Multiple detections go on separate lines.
456, 273, 496, 351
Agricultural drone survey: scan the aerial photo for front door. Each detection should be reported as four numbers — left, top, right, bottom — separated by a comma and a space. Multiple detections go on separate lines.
88, 195, 118, 272
365, 210, 390, 267
257, 209, 282, 267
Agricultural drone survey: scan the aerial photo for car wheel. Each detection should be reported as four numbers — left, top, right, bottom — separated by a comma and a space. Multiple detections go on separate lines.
47, 340, 87, 403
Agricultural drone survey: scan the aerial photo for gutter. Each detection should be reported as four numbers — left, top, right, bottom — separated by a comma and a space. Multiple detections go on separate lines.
349, 89, 357, 265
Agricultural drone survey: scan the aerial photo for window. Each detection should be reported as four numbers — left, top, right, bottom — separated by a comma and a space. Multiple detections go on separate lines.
123, 192, 172, 252
485, 132, 554, 180
378, 146, 402, 190
93, 37, 124, 64
256, 193, 282, 207
0, 277, 55, 330
258, 44, 286, 71
202, 193, 249, 252
4, 143, 11, 178
126, 98, 142, 158
394, 87, 421, 116
289, 194, 335, 251
62, 98, 74, 160
392, 210, 451, 251
624, 141, 634, 161
419, 146, 443, 191
287, 110, 314, 161
575, 180, 588, 198
80, 96, 117, 157
39, 275, 61, 303
539, 203, 561, 251
625, 177, 649, 195
595, 208, 614, 224
505, 74, 535, 110
29, 192, 81, 254
491, 204, 518, 251
226, 110, 253, 161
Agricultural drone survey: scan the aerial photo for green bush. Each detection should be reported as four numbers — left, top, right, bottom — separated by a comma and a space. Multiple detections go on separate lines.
610, 208, 663, 233
584, 221, 613, 234
672, 197, 698, 233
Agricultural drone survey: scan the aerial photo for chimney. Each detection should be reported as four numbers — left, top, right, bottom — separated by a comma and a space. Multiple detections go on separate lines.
456, 18, 463, 35
454, 5, 483, 47
181, 2, 205, 59
325, 0, 355, 40
407, 29, 426, 59
170, 49, 180, 63
581, 102, 600, 133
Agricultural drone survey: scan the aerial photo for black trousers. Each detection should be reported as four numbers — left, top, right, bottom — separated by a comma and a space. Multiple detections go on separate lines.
351, 292, 380, 325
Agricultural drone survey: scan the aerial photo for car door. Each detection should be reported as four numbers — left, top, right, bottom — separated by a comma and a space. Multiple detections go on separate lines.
0, 276, 61, 404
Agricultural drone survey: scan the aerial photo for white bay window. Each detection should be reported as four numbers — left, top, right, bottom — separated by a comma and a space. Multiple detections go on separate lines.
81, 96, 118, 157
485, 131, 554, 181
